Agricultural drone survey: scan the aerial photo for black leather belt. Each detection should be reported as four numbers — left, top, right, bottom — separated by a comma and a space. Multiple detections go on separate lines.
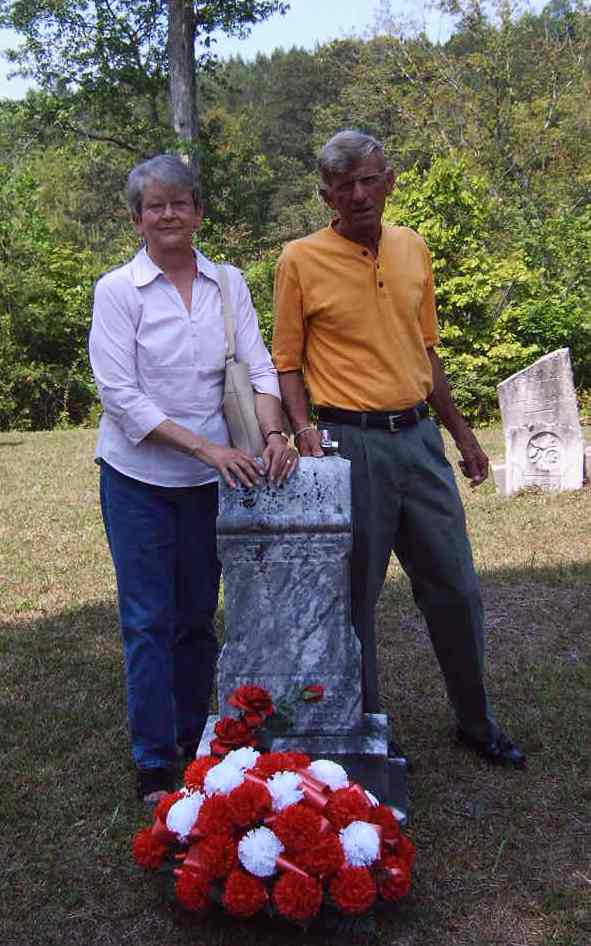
317, 402, 428, 432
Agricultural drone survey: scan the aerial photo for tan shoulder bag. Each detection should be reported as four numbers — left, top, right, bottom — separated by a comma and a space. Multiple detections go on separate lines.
217, 264, 266, 458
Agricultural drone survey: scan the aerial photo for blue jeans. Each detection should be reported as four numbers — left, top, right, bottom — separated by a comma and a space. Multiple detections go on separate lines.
100, 462, 221, 770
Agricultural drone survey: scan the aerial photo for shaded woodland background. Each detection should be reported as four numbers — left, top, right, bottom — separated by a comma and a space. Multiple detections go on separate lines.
1, 0, 590, 430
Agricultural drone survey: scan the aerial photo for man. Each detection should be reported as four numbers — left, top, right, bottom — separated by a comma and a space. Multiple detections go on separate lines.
272, 130, 525, 767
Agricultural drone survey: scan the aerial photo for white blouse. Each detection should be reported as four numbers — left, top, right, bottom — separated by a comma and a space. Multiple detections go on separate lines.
89, 246, 279, 487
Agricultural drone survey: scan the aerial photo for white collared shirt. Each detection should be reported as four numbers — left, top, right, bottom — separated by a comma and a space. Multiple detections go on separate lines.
89, 246, 280, 487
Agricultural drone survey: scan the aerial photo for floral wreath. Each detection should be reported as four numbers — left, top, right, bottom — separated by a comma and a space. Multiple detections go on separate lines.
132, 684, 415, 928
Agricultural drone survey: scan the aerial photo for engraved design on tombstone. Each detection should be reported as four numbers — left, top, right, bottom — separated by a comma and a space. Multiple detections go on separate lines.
526, 432, 562, 472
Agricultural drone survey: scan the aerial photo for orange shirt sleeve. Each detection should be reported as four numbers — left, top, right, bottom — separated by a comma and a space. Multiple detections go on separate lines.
272, 251, 306, 372
418, 240, 440, 348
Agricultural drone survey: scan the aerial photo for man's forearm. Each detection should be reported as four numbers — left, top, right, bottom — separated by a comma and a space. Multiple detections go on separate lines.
278, 370, 312, 432
278, 370, 324, 457
426, 348, 471, 443
426, 347, 489, 486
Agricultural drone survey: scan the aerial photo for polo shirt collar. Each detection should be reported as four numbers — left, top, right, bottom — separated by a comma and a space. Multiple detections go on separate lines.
129, 245, 219, 287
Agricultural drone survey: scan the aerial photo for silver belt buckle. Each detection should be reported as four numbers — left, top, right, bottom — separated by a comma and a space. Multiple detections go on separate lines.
387, 413, 403, 433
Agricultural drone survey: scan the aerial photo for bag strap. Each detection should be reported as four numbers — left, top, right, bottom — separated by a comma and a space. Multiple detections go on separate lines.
216, 264, 236, 363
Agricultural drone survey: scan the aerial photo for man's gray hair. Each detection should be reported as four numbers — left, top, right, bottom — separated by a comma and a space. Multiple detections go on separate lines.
127, 154, 202, 218
318, 130, 386, 181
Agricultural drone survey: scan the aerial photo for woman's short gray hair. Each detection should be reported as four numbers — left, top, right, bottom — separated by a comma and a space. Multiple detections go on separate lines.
318, 130, 385, 182
127, 154, 202, 218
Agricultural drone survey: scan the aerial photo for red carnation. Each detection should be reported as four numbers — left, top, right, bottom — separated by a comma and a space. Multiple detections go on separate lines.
184, 756, 219, 791
198, 833, 238, 879
272, 803, 323, 854
378, 855, 412, 902
297, 830, 344, 878
228, 684, 274, 727
175, 866, 210, 912
325, 787, 371, 829
282, 751, 311, 770
253, 750, 310, 779
370, 804, 401, 845
329, 866, 377, 915
153, 790, 184, 823
227, 779, 272, 828
210, 717, 258, 757
131, 827, 168, 869
395, 832, 416, 869
301, 683, 324, 703
272, 871, 323, 923
196, 794, 234, 835
222, 869, 269, 918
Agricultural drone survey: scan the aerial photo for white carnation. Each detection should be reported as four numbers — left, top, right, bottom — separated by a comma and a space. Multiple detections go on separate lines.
365, 790, 379, 807
267, 770, 304, 811
238, 826, 284, 877
340, 820, 381, 867
223, 746, 261, 771
166, 791, 204, 842
203, 759, 245, 796
307, 759, 349, 790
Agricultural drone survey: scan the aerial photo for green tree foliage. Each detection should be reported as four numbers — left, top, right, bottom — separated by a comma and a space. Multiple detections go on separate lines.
0, 0, 289, 153
2, 1, 591, 428
385, 155, 591, 419
0, 162, 104, 429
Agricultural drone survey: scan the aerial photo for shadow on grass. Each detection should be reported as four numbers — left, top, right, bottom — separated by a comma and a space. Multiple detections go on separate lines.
0, 439, 25, 448
1, 561, 590, 946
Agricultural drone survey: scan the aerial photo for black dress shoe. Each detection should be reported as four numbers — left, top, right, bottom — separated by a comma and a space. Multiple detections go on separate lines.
456, 728, 526, 768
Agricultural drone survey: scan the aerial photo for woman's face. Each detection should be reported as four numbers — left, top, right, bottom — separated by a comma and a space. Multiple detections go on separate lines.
134, 179, 203, 257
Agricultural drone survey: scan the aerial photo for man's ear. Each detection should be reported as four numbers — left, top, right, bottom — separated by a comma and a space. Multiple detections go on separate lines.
384, 166, 395, 195
318, 184, 335, 210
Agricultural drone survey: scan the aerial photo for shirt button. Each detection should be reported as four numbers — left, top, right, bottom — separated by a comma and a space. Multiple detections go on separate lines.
378, 281, 384, 288
362, 250, 368, 256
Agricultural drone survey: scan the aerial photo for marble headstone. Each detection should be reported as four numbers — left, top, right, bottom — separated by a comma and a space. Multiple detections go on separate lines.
216, 456, 362, 734
493, 348, 584, 496
197, 457, 408, 818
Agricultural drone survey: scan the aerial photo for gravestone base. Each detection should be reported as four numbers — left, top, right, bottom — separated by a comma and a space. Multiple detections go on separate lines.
197, 711, 409, 825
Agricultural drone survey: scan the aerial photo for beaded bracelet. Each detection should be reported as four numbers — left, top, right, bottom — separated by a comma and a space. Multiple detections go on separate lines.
294, 425, 314, 440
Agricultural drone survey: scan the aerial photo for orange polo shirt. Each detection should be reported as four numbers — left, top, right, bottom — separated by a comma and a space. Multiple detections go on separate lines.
272, 224, 439, 411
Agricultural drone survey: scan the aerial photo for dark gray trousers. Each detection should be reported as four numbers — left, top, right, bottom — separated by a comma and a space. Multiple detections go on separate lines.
323, 416, 497, 741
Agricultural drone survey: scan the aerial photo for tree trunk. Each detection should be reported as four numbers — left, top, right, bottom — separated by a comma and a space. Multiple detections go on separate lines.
168, 0, 199, 174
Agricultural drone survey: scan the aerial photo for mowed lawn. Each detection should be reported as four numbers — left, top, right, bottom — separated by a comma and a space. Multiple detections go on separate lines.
1, 427, 590, 946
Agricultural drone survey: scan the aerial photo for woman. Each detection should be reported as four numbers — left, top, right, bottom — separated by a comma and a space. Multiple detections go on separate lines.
89, 154, 297, 804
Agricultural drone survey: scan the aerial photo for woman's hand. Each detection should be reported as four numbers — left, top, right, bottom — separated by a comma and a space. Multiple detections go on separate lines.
201, 443, 266, 490
262, 434, 299, 485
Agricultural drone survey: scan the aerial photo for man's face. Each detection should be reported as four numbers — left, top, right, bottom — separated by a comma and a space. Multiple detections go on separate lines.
133, 179, 203, 256
321, 152, 395, 242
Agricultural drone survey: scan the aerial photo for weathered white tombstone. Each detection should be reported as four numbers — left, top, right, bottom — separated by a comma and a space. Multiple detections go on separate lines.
198, 457, 408, 818
492, 348, 584, 496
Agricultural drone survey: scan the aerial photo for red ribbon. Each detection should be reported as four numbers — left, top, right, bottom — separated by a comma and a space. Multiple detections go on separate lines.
295, 769, 330, 811
151, 816, 175, 845
276, 854, 310, 879
244, 771, 270, 790
181, 841, 204, 872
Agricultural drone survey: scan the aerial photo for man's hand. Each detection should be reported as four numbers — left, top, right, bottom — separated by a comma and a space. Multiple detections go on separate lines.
295, 427, 325, 457
455, 430, 489, 488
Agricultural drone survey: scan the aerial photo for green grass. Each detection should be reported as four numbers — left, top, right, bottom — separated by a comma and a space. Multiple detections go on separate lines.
1, 427, 590, 946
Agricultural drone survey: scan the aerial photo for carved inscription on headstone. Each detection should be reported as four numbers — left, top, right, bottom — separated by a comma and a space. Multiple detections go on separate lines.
216, 457, 363, 735
495, 348, 583, 495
